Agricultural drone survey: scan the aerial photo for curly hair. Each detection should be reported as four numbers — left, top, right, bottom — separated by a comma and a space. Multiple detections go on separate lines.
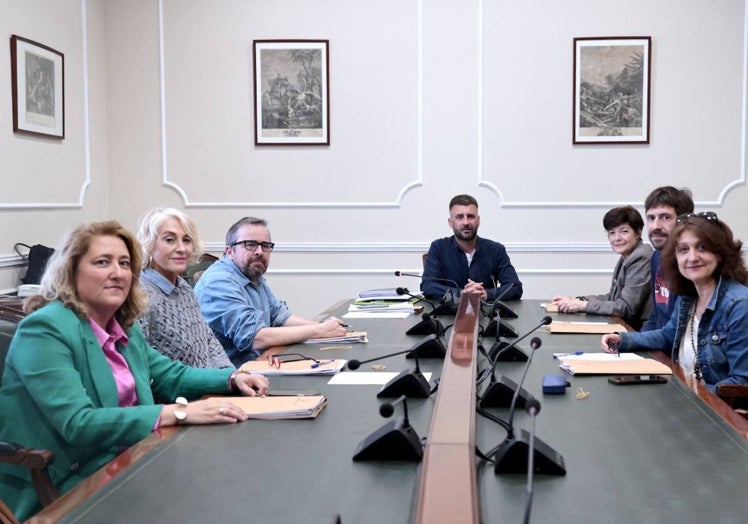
662, 217, 748, 296
137, 207, 204, 268
25, 221, 148, 328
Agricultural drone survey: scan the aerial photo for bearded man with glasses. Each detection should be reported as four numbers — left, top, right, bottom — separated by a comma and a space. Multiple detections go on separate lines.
195, 216, 347, 366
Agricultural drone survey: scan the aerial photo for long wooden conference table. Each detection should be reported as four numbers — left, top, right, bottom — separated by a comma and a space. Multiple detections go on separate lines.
31, 298, 748, 523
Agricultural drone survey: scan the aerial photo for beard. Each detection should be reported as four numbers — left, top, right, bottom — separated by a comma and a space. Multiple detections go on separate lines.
454, 226, 478, 241
242, 258, 267, 281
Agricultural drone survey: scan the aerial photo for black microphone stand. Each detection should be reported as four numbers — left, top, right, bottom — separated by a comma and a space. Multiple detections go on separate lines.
480, 317, 552, 408
352, 395, 423, 462
493, 339, 566, 476
347, 348, 431, 398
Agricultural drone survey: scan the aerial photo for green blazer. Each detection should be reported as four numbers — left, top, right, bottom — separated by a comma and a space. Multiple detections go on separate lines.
0, 301, 233, 520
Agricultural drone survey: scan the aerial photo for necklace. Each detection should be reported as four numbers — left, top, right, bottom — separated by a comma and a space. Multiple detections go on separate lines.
689, 304, 702, 381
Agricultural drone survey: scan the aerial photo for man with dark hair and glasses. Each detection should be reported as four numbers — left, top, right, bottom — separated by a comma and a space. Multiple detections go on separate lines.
195, 217, 347, 366
641, 186, 695, 331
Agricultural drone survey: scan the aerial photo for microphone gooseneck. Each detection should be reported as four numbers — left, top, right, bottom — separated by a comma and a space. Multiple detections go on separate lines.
505, 337, 542, 439
523, 398, 541, 524
396, 287, 437, 311
347, 348, 420, 373
487, 316, 551, 381
378, 395, 409, 428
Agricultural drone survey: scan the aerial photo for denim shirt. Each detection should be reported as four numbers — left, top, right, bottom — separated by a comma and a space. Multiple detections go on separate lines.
618, 277, 748, 392
194, 257, 291, 366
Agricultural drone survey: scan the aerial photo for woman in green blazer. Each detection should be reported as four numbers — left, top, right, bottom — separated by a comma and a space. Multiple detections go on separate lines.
0, 221, 269, 521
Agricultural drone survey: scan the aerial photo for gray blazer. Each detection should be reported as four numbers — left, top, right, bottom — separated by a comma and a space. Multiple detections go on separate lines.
584, 240, 653, 327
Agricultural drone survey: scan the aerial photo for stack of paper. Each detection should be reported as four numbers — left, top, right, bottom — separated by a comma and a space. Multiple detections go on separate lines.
240, 358, 347, 376
356, 288, 410, 302
223, 395, 328, 419
546, 320, 628, 334
556, 352, 672, 375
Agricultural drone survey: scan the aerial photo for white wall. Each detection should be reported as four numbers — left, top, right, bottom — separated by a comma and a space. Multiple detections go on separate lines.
1, 0, 747, 318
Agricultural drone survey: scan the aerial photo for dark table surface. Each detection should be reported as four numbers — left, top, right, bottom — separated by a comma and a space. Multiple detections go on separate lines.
46, 299, 748, 524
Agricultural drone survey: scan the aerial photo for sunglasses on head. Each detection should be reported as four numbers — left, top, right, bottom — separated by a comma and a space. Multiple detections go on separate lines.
676, 211, 718, 224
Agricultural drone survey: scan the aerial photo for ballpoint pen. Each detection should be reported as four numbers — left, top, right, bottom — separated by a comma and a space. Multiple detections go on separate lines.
311, 359, 335, 369
553, 351, 584, 359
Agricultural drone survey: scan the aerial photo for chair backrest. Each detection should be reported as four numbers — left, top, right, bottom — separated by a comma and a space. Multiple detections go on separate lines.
0, 319, 20, 388
422, 253, 428, 269
184, 253, 219, 287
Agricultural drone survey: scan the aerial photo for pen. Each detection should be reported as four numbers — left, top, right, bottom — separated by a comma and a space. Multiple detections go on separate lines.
311, 359, 335, 369
553, 352, 584, 359
339, 322, 350, 328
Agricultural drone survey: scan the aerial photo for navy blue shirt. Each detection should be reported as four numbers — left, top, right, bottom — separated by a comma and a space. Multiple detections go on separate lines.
421, 236, 522, 301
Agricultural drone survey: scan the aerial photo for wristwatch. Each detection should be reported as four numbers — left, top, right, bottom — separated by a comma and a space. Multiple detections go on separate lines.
174, 396, 188, 424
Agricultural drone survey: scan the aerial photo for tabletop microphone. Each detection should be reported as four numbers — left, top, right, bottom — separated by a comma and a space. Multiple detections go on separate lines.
480, 316, 552, 408
405, 311, 445, 337
395, 287, 437, 311
523, 398, 541, 524
486, 282, 519, 320
395, 271, 461, 316
347, 347, 431, 398
493, 337, 565, 475
352, 394, 423, 462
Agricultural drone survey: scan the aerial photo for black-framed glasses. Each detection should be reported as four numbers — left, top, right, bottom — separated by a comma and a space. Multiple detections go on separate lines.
231, 240, 275, 253
676, 211, 718, 224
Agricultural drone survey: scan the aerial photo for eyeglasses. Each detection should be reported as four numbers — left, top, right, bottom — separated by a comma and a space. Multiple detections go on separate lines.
231, 240, 275, 253
676, 211, 718, 223
267, 353, 333, 369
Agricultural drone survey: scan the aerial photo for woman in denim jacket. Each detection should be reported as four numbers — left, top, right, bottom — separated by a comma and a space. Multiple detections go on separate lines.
601, 213, 748, 392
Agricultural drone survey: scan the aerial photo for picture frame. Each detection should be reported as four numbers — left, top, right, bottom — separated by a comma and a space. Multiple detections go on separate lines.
573, 36, 651, 144
253, 39, 330, 145
10, 35, 65, 139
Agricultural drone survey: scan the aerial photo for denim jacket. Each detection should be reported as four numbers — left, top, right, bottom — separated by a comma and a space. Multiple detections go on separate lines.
618, 277, 748, 392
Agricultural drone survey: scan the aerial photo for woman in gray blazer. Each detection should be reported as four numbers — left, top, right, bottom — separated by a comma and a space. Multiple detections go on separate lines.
552, 206, 653, 330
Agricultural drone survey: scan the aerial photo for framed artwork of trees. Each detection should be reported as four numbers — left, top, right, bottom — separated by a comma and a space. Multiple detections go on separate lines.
573, 37, 651, 144
253, 40, 330, 145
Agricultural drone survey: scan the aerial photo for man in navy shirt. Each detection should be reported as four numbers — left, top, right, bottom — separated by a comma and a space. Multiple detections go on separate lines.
421, 194, 523, 302
641, 186, 694, 331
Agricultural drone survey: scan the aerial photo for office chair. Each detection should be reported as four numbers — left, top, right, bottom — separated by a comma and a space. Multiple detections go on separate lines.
184, 252, 219, 286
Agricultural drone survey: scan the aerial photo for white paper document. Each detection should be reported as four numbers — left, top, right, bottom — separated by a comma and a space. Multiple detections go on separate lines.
328, 371, 433, 385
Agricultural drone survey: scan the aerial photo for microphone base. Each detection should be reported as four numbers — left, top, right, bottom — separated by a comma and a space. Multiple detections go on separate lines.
405, 318, 444, 336
405, 334, 447, 359
479, 376, 533, 408
493, 428, 566, 475
352, 417, 423, 462
377, 369, 431, 398
488, 340, 528, 362
491, 300, 519, 319
484, 320, 519, 338
431, 302, 458, 316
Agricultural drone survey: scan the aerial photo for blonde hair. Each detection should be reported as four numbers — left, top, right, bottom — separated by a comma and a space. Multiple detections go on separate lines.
25, 220, 147, 329
136, 207, 204, 269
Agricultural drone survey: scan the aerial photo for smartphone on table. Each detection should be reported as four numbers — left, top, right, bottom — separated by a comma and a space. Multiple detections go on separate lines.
608, 375, 668, 385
